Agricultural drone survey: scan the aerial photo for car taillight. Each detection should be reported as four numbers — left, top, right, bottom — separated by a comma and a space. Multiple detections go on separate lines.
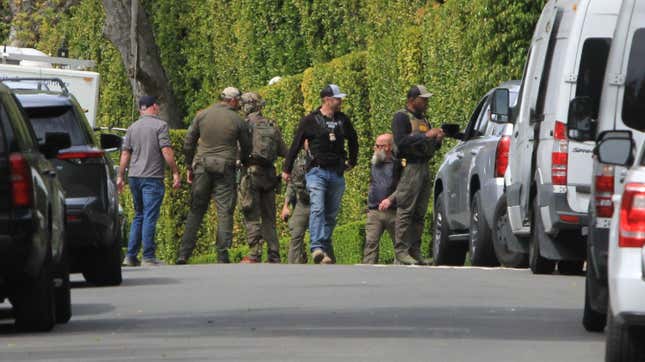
9, 153, 32, 208
495, 136, 511, 177
552, 121, 568, 186
57, 150, 104, 160
619, 183, 645, 248
595, 164, 615, 218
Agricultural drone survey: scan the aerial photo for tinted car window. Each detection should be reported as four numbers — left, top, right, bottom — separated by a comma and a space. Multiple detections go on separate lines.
576, 38, 611, 120
464, 97, 486, 140
2, 95, 36, 151
623, 28, 645, 132
25, 106, 89, 146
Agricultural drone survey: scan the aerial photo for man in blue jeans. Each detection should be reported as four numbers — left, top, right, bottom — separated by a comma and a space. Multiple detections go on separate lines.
282, 84, 359, 264
117, 96, 181, 266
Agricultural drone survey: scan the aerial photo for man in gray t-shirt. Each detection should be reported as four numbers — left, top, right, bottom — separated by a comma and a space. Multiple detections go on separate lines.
117, 96, 180, 266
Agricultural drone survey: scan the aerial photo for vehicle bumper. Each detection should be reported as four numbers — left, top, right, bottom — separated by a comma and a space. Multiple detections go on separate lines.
482, 177, 505, 228
65, 197, 113, 248
0, 214, 40, 281
609, 247, 645, 322
537, 183, 589, 234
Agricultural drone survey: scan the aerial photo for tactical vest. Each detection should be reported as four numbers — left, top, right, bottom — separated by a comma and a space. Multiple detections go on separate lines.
308, 113, 345, 169
393, 109, 434, 161
291, 151, 311, 204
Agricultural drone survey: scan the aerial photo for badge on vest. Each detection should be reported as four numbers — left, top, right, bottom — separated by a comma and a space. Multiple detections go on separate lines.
419, 124, 429, 132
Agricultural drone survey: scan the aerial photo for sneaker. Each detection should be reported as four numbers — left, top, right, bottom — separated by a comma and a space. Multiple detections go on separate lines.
240, 256, 258, 264
312, 248, 325, 264
142, 258, 164, 266
321, 254, 334, 264
175, 257, 187, 265
122, 256, 140, 267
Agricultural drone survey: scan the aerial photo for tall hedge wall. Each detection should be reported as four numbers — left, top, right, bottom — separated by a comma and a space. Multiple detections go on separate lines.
6, 0, 545, 263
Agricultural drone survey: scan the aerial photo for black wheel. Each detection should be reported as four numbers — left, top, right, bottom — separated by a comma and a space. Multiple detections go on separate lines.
605, 307, 645, 362
469, 191, 499, 266
54, 246, 71, 324
582, 268, 606, 332
491, 196, 529, 268
82, 234, 122, 286
529, 200, 556, 275
433, 195, 467, 266
12, 259, 56, 332
558, 260, 584, 275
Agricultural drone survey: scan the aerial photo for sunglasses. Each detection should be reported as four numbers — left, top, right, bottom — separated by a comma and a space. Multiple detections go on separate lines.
374, 144, 388, 149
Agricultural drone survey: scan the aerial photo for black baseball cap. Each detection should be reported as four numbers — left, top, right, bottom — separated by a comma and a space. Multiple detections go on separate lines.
320, 84, 347, 99
407, 85, 433, 99
139, 95, 157, 109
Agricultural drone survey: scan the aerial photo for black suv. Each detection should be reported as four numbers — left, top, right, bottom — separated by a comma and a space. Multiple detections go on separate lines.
0, 82, 72, 331
6, 78, 123, 286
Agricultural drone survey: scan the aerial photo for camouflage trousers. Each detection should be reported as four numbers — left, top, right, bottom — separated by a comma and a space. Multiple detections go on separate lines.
287, 199, 310, 264
179, 168, 236, 263
394, 162, 432, 260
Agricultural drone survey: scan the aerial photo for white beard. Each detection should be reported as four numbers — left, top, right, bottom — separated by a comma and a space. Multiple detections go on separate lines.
371, 149, 387, 165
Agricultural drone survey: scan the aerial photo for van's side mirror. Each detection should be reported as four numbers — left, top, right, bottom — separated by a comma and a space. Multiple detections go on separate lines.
594, 130, 634, 167
40, 132, 71, 159
100, 133, 122, 151
490, 88, 510, 123
567, 96, 595, 141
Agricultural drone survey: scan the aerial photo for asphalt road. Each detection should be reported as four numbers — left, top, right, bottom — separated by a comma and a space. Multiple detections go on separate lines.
0, 264, 604, 362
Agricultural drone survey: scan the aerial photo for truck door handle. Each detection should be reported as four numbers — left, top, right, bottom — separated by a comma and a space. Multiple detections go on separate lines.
470, 150, 477, 156
456, 153, 463, 159
514, 131, 519, 138
45, 170, 56, 177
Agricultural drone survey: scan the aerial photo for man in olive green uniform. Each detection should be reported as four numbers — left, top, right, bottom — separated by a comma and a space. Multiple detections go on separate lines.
281, 149, 311, 264
391, 85, 444, 265
238, 92, 288, 263
176, 87, 251, 264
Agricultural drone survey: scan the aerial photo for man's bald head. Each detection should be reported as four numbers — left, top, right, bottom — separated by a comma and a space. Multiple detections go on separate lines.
372, 133, 394, 165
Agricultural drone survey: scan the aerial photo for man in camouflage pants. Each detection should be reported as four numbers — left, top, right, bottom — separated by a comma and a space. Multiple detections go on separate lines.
176, 87, 251, 264
239, 92, 288, 263
281, 149, 311, 264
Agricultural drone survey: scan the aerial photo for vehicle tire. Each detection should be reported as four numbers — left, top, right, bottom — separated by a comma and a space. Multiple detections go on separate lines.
469, 191, 499, 266
605, 307, 645, 362
558, 260, 584, 275
12, 258, 56, 332
54, 246, 71, 324
82, 234, 122, 286
491, 196, 529, 268
433, 195, 467, 266
582, 268, 606, 332
529, 200, 556, 275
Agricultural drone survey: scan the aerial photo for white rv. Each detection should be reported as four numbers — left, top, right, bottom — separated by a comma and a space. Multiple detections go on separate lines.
0, 46, 100, 127
490, 0, 622, 274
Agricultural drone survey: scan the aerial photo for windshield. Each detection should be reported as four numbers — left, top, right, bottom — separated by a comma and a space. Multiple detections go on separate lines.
25, 106, 89, 146
576, 38, 611, 120
623, 28, 645, 132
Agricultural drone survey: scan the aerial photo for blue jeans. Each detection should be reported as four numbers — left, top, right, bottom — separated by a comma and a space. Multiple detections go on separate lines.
127, 177, 165, 260
305, 167, 345, 253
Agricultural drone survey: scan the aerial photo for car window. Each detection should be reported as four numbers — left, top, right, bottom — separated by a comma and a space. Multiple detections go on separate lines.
623, 28, 645, 132
2, 95, 36, 151
475, 102, 491, 135
0, 104, 7, 154
25, 106, 89, 146
463, 97, 487, 141
576, 38, 611, 120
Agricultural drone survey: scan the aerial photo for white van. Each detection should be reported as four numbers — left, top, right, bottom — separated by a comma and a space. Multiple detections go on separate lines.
490, 0, 622, 275
567, 0, 645, 335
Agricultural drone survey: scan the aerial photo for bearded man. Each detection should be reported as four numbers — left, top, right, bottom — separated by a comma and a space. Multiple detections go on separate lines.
362, 133, 401, 264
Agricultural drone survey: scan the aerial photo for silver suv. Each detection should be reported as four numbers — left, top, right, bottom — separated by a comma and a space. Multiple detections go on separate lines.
433, 81, 519, 266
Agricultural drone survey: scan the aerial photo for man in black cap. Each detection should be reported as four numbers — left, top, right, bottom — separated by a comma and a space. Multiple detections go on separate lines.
118, 96, 181, 266
391, 85, 444, 265
282, 84, 359, 264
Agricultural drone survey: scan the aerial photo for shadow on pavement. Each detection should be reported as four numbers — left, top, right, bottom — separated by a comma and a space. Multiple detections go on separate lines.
71, 276, 179, 289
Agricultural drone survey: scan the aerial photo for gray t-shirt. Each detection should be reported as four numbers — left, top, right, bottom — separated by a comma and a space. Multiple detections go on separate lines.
122, 115, 172, 178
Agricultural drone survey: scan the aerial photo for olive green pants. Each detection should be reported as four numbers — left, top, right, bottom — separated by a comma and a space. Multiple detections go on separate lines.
243, 186, 280, 262
394, 162, 432, 260
287, 199, 310, 264
363, 209, 396, 264
179, 169, 236, 263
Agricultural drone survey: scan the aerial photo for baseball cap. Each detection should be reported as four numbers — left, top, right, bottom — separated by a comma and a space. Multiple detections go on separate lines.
221, 86, 242, 100
407, 85, 433, 99
320, 84, 347, 99
138, 95, 157, 109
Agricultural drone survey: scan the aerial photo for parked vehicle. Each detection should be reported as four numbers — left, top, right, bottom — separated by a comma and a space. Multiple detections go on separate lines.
593, 133, 645, 361
433, 81, 520, 266
0, 82, 71, 331
6, 78, 123, 286
566, 0, 645, 333
490, 0, 622, 274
